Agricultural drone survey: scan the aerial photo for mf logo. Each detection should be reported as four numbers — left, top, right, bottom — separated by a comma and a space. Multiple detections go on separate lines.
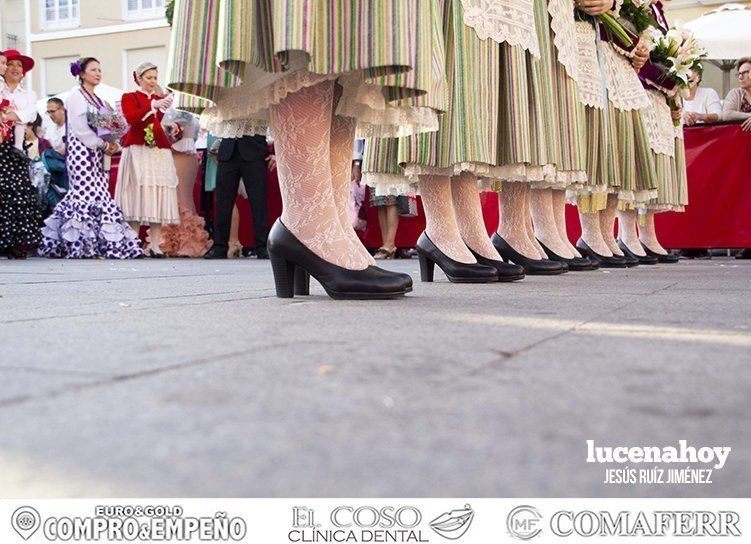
506, 505, 543, 541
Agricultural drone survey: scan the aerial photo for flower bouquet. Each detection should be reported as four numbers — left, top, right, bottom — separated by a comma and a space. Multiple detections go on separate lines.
618, 0, 659, 36
0, 98, 15, 143
87, 105, 128, 144
144, 123, 157, 148
646, 23, 707, 125
576, 8, 634, 49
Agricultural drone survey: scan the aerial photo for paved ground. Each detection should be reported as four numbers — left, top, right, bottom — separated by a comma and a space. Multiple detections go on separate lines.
0, 257, 749, 498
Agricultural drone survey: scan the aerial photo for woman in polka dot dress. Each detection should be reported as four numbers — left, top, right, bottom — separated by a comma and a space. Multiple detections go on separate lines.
0, 49, 42, 259
40, 58, 142, 259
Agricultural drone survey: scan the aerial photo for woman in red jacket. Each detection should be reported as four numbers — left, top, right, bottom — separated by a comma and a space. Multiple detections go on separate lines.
115, 62, 179, 257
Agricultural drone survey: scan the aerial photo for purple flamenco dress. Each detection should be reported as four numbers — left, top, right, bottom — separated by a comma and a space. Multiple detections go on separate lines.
40, 87, 142, 259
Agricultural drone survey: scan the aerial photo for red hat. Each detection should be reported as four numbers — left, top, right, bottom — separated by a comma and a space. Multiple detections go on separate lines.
3, 50, 35, 74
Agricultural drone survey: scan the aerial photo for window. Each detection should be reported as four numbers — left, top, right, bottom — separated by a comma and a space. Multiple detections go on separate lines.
45, 56, 80, 96
41, 0, 80, 30
5, 34, 19, 50
125, 0, 166, 20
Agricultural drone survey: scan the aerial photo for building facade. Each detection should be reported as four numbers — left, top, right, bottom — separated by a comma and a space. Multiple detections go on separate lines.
2, 0, 171, 97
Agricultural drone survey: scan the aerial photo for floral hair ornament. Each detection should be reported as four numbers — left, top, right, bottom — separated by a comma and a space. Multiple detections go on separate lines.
69, 58, 84, 78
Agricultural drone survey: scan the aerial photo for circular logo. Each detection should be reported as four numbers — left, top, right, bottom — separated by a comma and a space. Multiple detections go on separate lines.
506, 505, 543, 541
11, 506, 41, 541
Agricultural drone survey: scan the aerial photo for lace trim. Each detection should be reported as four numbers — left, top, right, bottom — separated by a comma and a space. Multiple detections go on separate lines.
618, 189, 658, 207
642, 90, 676, 157
575, 22, 605, 109
404, 161, 531, 184
205, 68, 437, 138
461, 0, 541, 58
200, 115, 268, 138
362, 173, 415, 197
602, 43, 650, 111
548, 0, 581, 81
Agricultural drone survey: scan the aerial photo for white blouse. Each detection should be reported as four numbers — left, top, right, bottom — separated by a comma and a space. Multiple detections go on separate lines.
65, 87, 107, 150
684, 87, 722, 120
2, 80, 38, 150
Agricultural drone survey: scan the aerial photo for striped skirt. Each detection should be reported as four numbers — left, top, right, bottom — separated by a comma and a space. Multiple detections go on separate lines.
650, 136, 688, 212
166, 0, 445, 138
364, 0, 587, 195
641, 91, 689, 212
572, 23, 656, 212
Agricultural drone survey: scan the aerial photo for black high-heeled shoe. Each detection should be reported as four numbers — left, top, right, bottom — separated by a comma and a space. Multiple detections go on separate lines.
268, 220, 409, 299
640, 242, 679, 263
610, 244, 639, 267
416, 232, 498, 283
575, 238, 627, 268
293, 265, 413, 295
536, 239, 596, 271
617, 239, 658, 265
468, 248, 525, 282
490, 233, 566, 275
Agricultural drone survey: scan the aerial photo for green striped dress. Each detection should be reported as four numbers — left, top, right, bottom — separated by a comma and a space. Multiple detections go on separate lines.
364, 0, 588, 195
641, 91, 688, 212
166, 0, 445, 138
571, 21, 657, 213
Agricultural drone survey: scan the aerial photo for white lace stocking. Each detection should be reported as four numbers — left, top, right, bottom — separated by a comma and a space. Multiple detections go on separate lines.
524, 187, 546, 259
639, 210, 668, 254
269, 80, 370, 270
330, 85, 376, 265
616, 209, 646, 255
600, 194, 624, 256
451, 173, 501, 260
531, 188, 575, 258
498, 182, 543, 259
418, 175, 476, 264
579, 211, 614, 256
552, 189, 581, 257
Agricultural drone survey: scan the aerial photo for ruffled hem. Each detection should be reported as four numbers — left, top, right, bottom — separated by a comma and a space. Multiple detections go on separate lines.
200, 116, 268, 139
40, 202, 142, 259
647, 203, 685, 213
200, 68, 439, 140
156, 207, 212, 258
363, 173, 415, 197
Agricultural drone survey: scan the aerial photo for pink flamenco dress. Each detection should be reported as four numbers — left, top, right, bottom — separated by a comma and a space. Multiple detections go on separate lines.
155, 110, 211, 257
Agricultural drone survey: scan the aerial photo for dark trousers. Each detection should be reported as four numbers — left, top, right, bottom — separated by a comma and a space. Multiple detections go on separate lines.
213, 148, 269, 251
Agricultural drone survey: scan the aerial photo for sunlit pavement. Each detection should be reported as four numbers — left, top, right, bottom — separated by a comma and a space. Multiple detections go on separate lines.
1, 257, 749, 497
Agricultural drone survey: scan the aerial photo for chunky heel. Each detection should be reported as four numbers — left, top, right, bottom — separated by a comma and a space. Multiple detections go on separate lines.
270, 254, 296, 298
266, 220, 409, 300
419, 254, 435, 282
294, 266, 311, 295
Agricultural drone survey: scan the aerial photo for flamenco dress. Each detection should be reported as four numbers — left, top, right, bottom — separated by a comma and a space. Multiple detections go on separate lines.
0, 120, 41, 255
40, 87, 142, 258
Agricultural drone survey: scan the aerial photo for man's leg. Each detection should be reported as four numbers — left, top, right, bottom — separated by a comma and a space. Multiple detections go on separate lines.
212, 155, 243, 252
240, 160, 270, 255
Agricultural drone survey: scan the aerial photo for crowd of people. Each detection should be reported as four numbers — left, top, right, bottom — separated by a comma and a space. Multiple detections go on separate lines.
1, 0, 750, 300
0, 51, 280, 261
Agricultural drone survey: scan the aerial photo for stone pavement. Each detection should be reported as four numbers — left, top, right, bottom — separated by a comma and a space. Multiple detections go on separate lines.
0, 257, 749, 498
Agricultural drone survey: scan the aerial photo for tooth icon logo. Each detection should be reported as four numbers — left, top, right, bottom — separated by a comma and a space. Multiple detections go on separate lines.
11, 506, 41, 541
429, 504, 475, 540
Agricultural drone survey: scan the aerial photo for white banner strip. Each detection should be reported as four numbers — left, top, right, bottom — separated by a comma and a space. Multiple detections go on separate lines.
0, 499, 748, 543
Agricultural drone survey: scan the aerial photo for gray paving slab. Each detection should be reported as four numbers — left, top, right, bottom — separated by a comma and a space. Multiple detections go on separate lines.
0, 257, 749, 498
